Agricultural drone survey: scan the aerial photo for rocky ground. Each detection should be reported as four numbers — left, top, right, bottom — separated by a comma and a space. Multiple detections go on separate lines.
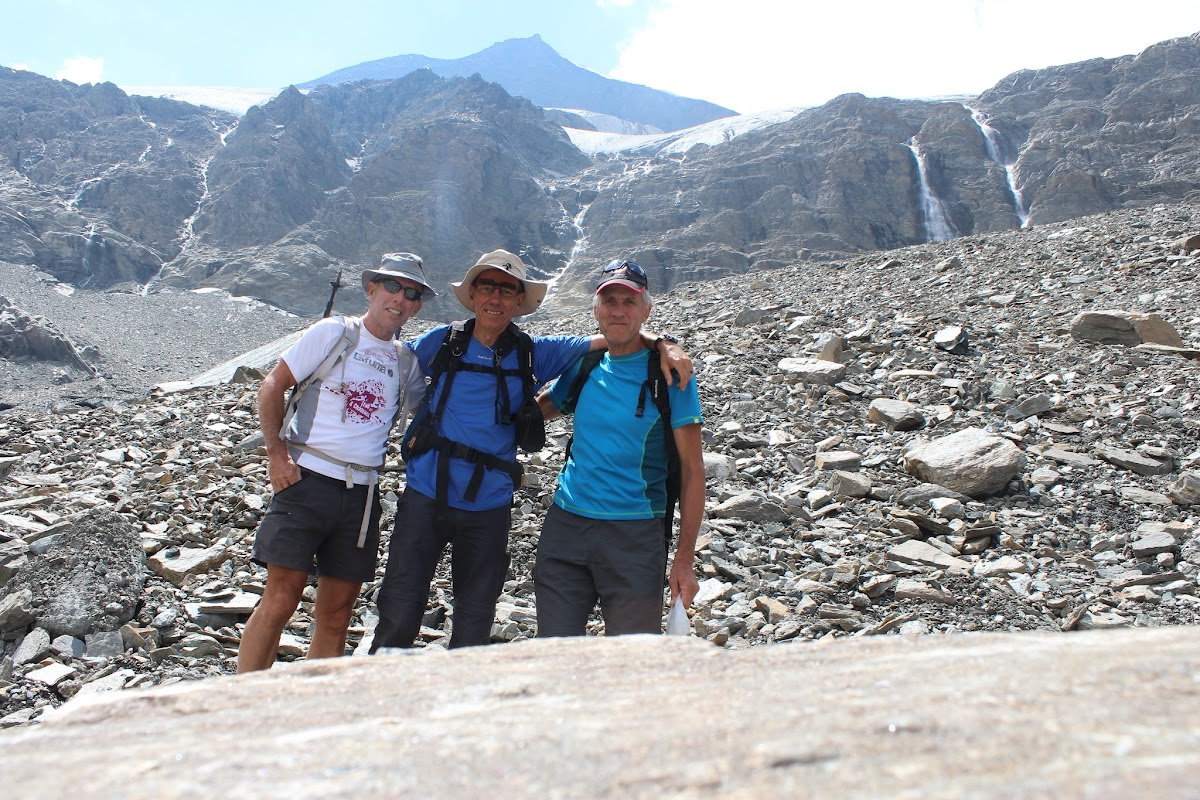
1, 199, 1198, 726
0, 262, 299, 413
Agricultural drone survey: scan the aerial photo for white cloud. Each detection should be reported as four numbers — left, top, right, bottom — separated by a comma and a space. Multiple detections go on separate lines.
611, 0, 1200, 113
56, 56, 104, 85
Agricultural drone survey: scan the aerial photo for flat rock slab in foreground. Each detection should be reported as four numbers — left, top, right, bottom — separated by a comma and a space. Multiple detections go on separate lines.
3, 630, 1199, 798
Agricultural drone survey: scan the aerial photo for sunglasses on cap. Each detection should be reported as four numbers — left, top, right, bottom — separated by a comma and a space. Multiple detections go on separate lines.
372, 278, 423, 301
599, 258, 648, 288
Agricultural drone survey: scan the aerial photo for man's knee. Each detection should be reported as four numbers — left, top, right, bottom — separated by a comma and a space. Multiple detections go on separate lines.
255, 568, 308, 624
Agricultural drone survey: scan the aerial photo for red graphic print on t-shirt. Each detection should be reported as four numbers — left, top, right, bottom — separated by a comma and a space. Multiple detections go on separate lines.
330, 379, 386, 424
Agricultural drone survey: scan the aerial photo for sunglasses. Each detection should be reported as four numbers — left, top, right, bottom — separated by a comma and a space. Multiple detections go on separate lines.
603, 259, 646, 277
473, 278, 523, 299
600, 258, 647, 288
373, 278, 423, 301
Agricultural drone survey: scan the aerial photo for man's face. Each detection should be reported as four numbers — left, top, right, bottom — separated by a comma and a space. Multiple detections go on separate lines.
364, 276, 423, 338
469, 268, 525, 335
594, 284, 650, 352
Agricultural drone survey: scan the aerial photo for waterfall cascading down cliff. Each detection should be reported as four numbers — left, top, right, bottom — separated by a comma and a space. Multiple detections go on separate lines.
965, 105, 1030, 228
906, 139, 956, 243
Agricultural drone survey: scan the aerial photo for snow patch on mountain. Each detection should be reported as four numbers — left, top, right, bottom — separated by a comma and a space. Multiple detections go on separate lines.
564, 106, 805, 156
122, 85, 287, 114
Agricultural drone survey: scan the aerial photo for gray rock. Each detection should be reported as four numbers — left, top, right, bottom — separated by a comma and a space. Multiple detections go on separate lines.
887, 540, 971, 573
903, 428, 1026, 497
1069, 310, 1185, 348
710, 492, 790, 523
0, 588, 36, 633
867, 398, 926, 431
1167, 471, 1200, 505
893, 579, 956, 604
777, 357, 847, 385
895, 484, 972, 507
813, 450, 861, 471
6, 509, 145, 637
0, 539, 29, 585
84, 631, 125, 659
1006, 393, 1055, 420
51, 635, 85, 659
703, 452, 738, 479
149, 545, 229, 587
1095, 444, 1173, 476
12, 627, 51, 667
829, 471, 871, 498
933, 325, 969, 354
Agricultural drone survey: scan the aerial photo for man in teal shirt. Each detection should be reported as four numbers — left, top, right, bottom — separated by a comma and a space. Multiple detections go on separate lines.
535, 259, 704, 635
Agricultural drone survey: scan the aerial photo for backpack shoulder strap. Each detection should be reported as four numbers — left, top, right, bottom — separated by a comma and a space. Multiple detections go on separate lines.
510, 325, 540, 397
560, 349, 605, 415
428, 319, 473, 380
643, 347, 681, 548
280, 317, 360, 434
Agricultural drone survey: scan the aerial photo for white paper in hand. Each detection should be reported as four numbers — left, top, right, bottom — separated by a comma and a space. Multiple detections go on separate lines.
665, 596, 690, 636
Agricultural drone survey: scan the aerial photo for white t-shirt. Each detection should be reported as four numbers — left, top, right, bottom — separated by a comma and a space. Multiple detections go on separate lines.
282, 316, 424, 484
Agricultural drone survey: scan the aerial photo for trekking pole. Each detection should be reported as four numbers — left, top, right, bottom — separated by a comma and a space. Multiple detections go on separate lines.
323, 270, 343, 318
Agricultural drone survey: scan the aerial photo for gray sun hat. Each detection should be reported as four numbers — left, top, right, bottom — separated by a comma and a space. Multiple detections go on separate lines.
361, 252, 437, 300
450, 249, 548, 317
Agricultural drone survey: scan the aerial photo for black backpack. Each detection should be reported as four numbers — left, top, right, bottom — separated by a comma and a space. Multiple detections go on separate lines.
401, 319, 543, 505
559, 346, 680, 547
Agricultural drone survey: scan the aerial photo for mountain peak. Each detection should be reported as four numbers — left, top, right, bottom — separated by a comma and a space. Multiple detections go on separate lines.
300, 35, 735, 131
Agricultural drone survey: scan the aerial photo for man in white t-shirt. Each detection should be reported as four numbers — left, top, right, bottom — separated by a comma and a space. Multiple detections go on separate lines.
237, 252, 434, 673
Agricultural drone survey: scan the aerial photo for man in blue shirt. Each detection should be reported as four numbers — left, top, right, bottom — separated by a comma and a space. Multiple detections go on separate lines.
371, 250, 692, 650
535, 259, 704, 636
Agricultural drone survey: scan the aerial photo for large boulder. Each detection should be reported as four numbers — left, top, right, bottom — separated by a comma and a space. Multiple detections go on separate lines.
903, 428, 1026, 497
1069, 310, 1185, 348
3, 632, 1198, 796
2, 508, 145, 637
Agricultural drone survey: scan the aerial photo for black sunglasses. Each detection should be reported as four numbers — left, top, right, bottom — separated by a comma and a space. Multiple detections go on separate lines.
603, 259, 646, 277
473, 278, 523, 299
373, 278, 423, 301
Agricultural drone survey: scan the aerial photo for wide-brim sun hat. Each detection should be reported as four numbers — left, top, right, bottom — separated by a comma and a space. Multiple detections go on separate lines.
451, 249, 548, 317
361, 252, 437, 300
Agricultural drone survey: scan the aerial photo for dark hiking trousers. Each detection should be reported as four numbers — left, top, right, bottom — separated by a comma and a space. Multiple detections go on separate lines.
371, 487, 511, 651
534, 504, 667, 637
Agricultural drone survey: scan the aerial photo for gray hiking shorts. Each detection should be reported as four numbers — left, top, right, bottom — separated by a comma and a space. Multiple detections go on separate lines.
251, 468, 382, 583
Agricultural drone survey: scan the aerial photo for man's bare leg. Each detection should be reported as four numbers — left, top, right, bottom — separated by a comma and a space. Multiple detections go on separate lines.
237, 564, 309, 673
307, 575, 362, 659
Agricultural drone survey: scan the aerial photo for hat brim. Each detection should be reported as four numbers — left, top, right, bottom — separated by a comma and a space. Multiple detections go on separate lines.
361, 268, 437, 299
451, 263, 548, 317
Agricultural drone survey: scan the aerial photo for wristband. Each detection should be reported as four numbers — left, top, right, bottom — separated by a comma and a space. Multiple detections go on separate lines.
653, 334, 679, 349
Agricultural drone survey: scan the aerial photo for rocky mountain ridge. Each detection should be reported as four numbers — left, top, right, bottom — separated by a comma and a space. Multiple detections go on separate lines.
299, 34, 737, 133
1, 197, 1197, 727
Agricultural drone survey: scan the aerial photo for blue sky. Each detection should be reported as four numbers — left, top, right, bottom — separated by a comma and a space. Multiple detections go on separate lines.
4, 0, 1200, 113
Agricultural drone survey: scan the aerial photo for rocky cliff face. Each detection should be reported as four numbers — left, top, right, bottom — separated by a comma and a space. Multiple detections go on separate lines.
159, 72, 592, 317
550, 32, 1200, 303
3, 33, 1200, 319
0, 69, 234, 288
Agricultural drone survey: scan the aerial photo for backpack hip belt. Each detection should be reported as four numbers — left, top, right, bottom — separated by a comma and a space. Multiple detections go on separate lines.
287, 441, 383, 549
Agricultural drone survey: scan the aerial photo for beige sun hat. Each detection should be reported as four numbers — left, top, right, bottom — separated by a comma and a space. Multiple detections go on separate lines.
450, 249, 548, 317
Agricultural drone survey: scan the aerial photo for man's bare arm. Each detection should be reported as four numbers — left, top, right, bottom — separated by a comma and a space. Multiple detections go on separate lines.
258, 361, 301, 493
668, 422, 704, 608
